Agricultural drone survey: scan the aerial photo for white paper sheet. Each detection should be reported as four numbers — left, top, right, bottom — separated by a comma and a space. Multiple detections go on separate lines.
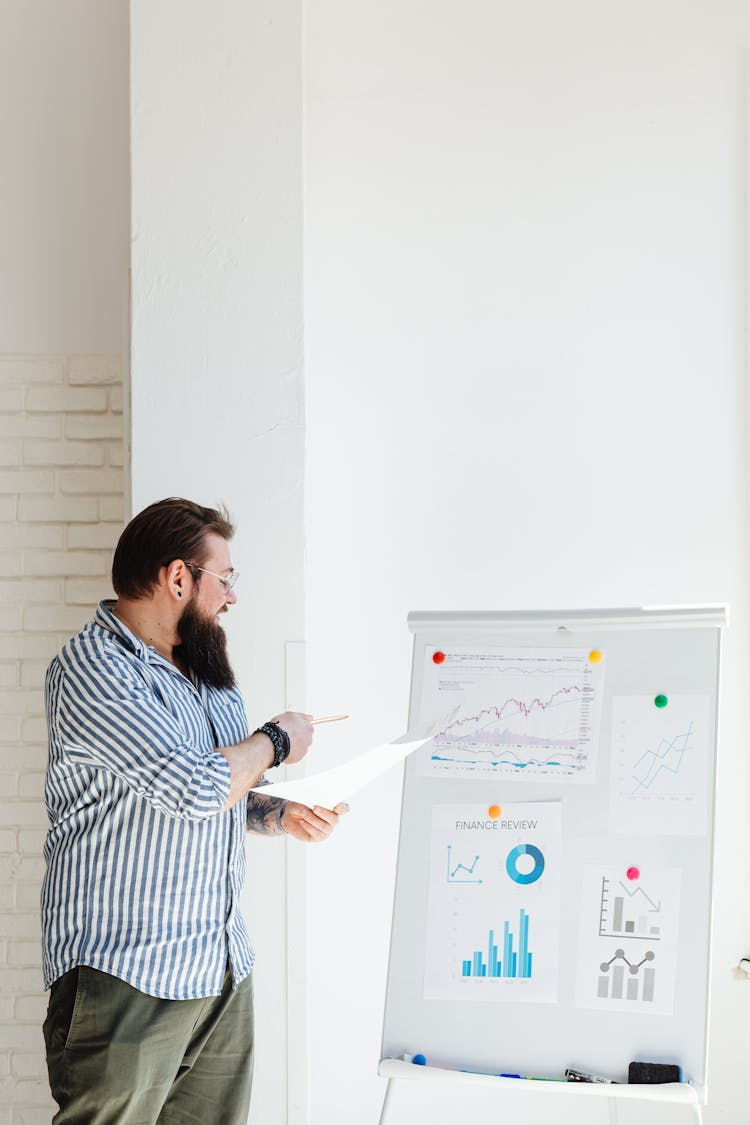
416, 645, 605, 783
575, 863, 681, 1016
250, 709, 458, 809
423, 801, 562, 1003
609, 694, 710, 836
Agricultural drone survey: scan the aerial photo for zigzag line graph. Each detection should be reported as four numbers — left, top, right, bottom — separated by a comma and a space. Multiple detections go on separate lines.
433, 686, 588, 755
631, 722, 694, 795
425, 647, 602, 778
447, 845, 482, 883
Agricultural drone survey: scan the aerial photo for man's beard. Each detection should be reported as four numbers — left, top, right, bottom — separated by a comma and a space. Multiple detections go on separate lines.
175, 599, 236, 691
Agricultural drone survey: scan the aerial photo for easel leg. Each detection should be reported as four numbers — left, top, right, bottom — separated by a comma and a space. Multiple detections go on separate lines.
378, 1077, 394, 1125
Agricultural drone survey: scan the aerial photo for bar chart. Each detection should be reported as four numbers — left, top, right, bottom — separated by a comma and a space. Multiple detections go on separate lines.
597, 948, 656, 1002
462, 909, 533, 979
599, 875, 661, 941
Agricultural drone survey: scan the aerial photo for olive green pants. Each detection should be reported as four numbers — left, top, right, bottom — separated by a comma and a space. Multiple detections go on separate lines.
43, 965, 254, 1125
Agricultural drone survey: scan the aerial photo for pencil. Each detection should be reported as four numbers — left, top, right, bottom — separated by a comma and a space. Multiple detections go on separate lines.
311, 714, 349, 725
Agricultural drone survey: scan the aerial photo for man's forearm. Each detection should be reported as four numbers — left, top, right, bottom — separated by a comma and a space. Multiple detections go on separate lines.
245, 790, 287, 835
217, 732, 275, 811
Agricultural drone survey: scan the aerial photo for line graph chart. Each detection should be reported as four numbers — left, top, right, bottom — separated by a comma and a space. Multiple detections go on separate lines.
420, 646, 604, 781
631, 723, 694, 795
609, 694, 710, 836
447, 845, 482, 884
596, 947, 656, 1002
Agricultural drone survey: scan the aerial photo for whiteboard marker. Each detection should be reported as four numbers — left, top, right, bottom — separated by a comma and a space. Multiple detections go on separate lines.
566, 1068, 618, 1084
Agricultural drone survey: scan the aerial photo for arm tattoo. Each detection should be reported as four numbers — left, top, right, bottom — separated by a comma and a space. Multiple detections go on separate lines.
246, 780, 287, 836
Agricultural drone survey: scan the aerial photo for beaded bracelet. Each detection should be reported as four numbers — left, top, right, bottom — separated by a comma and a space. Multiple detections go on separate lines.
255, 721, 291, 768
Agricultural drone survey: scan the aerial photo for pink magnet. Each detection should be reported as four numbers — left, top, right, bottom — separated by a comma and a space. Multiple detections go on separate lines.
626, 866, 640, 881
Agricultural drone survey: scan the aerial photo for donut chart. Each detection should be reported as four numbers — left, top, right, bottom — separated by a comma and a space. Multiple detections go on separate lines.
506, 844, 545, 885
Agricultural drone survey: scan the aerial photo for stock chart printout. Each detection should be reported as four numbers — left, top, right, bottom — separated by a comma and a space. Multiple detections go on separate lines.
609, 694, 710, 836
417, 646, 604, 782
575, 864, 681, 1016
423, 802, 562, 1004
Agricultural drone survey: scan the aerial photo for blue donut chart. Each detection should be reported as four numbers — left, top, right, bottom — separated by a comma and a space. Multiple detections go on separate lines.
506, 844, 545, 885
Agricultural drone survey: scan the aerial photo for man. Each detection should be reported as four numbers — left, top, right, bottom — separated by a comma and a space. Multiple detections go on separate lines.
41, 497, 346, 1123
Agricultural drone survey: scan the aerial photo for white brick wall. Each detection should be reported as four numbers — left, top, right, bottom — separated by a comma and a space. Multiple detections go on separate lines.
0, 354, 124, 1120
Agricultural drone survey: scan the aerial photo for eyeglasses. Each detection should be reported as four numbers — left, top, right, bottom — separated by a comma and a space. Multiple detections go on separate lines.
185, 563, 239, 593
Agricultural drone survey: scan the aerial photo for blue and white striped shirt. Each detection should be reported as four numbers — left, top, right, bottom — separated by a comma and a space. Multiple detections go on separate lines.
41, 601, 255, 1000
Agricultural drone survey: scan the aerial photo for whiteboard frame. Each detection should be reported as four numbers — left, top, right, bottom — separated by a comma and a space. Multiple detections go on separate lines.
407, 606, 728, 634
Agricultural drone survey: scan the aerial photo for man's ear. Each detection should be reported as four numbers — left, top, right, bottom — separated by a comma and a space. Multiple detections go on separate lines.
164, 559, 190, 603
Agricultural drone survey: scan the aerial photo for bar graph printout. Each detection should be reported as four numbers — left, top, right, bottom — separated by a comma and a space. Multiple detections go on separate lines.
416, 646, 604, 783
423, 802, 562, 1004
575, 864, 681, 1016
609, 694, 710, 836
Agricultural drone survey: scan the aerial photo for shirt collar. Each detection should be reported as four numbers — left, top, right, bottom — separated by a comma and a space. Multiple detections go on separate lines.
94, 599, 153, 662
94, 600, 202, 686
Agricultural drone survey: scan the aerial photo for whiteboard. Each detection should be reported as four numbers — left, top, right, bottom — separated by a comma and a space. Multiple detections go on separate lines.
381, 608, 725, 1099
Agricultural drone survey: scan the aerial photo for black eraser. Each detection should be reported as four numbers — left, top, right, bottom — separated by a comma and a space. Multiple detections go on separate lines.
628, 1061, 681, 1084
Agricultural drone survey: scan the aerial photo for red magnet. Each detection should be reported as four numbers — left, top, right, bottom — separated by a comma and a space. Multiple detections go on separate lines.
432, 651, 446, 664
626, 866, 640, 881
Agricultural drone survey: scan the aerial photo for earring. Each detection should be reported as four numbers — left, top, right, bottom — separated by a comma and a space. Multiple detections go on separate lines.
177, 591, 182, 598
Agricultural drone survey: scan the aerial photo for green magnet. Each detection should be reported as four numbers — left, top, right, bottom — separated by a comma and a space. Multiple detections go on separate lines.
654, 694, 668, 709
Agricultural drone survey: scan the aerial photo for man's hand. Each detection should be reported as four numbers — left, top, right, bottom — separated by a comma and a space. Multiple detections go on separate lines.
280, 801, 349, 842
272, 711, 314, 764
220, 711, 314, 811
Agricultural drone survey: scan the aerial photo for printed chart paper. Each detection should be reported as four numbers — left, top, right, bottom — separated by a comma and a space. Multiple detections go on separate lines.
250, 709, 458, 810
417, 646, 604, 782
424, 801, 562, 1004
609, 694, 710, 836
575, 864, 681, 1016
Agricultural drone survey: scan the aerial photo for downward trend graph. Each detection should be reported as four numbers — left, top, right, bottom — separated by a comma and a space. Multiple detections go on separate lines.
599, 875, 662, 941
423, 647, 603, 780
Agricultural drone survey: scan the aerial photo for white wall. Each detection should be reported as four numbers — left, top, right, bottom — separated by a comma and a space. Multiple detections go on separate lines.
130, 3, 304, 1122
130, 4, 750, 1124
303, 5, 750, 1123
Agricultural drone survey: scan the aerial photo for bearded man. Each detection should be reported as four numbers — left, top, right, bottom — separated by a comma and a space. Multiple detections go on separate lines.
41, 497, 346, 1124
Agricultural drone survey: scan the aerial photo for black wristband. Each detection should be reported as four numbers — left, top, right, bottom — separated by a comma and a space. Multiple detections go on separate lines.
255, 721, 291, 768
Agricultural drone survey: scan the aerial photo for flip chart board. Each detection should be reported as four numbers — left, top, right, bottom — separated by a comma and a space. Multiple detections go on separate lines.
381, 607, 725, 1100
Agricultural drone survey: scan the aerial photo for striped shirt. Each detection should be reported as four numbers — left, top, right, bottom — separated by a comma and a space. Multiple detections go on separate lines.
41, 600, 255, 1000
